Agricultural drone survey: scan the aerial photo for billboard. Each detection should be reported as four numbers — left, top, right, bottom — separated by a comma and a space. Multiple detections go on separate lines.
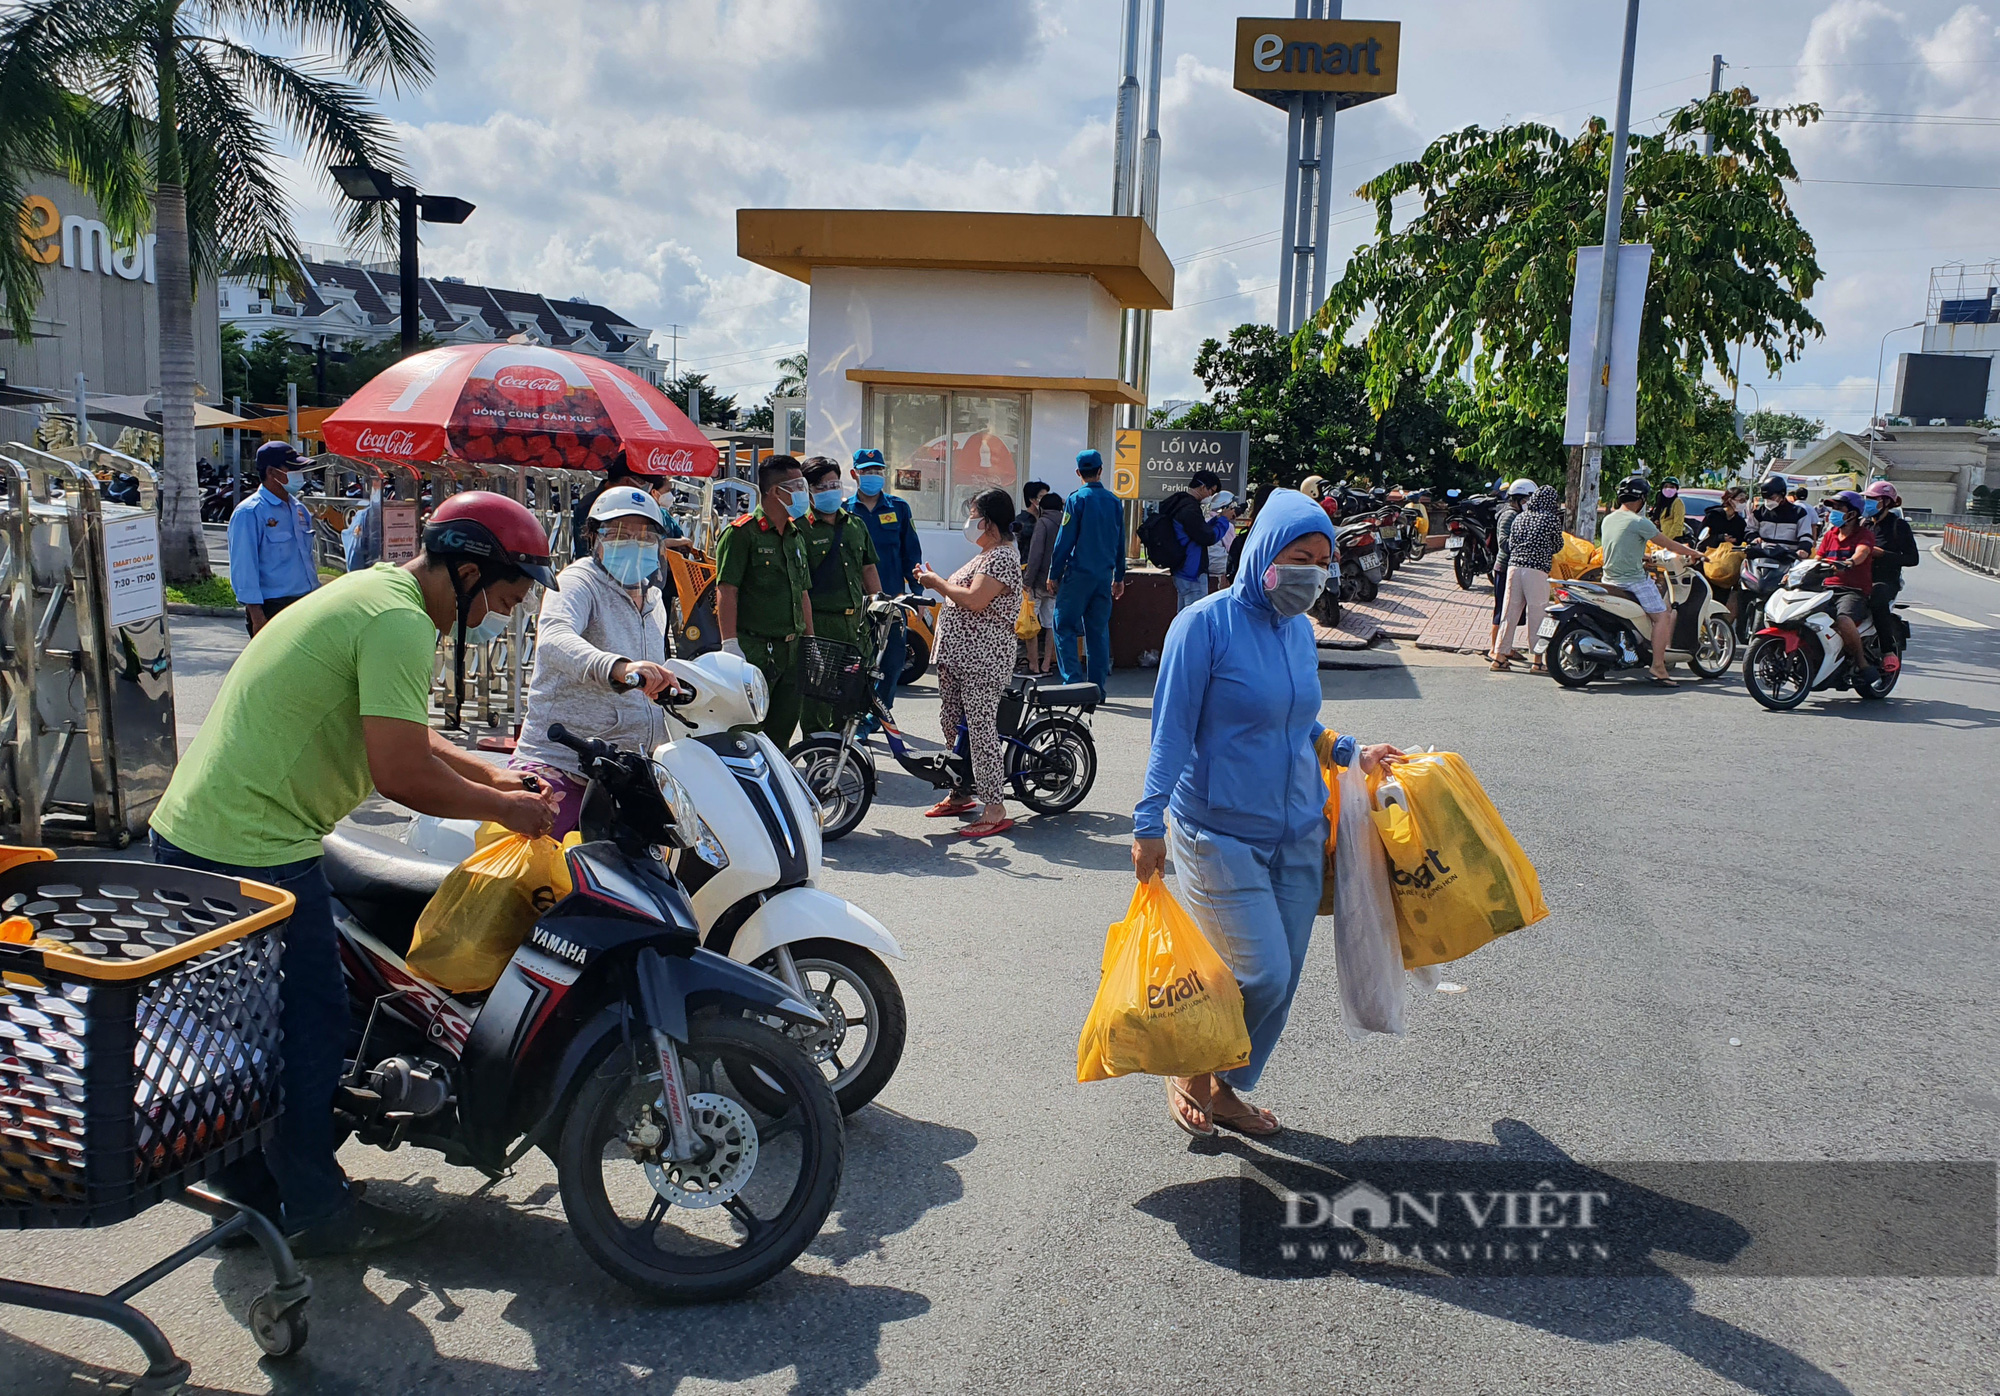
1233, 18, 1400, 107
1114, 429, 1249, 502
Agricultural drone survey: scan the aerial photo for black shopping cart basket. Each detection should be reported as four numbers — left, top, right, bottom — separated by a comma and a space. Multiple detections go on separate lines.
0, 845, 310, 1392
798, 636, 876, 718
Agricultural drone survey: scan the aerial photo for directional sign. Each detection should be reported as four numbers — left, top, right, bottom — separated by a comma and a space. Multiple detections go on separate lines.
1112, 429, 1143, 500
1119, 429, 1249, 502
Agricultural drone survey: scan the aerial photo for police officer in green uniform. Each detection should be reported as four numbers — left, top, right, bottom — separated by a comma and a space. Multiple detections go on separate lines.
717, 456, 813, 746
797, 457, 882, 735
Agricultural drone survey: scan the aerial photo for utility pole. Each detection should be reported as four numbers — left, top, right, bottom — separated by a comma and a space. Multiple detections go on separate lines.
1112, 0, 1143, 427
1132, 0, 1167, 424
1575, 0, 1642, 540
1703, 54, 1725, 157
664, 323, 683, 381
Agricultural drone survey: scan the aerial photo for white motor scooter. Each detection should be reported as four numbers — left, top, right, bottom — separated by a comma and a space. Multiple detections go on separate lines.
406, 651, 907, 1115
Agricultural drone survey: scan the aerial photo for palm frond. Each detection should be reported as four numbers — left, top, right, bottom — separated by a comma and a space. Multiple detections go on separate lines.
173, 44, 303, 289
198, 0, 433, 93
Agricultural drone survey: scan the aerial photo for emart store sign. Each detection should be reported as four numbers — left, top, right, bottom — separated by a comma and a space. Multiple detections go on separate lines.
17, 194, 159, 284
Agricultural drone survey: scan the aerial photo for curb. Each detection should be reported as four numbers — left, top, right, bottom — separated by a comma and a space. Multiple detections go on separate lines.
167, 603, 241, 619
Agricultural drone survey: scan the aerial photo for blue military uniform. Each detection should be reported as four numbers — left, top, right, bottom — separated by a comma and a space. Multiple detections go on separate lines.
1049, 454, 1126, 698
845, 452, 924, 713
228, 485, 319, 631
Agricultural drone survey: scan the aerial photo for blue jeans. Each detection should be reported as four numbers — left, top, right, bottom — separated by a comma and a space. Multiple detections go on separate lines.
1173, 574, 1210, 612
1167, 818, 1324, 1092
876, 620, 906, 717
150, 832, 354, 1231
1055, 575, 1114, 698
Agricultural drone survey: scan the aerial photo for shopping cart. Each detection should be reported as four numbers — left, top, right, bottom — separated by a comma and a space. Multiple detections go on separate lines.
0, 845, 306, 1393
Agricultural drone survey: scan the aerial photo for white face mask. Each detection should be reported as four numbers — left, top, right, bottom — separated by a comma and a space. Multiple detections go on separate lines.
964, 516, 986, 545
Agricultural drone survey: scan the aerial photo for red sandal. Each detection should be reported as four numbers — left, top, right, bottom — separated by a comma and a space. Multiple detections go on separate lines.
958, 817, 1015, 840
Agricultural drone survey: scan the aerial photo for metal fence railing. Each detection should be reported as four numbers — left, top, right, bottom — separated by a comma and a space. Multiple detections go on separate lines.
1940, 524, 2000, 574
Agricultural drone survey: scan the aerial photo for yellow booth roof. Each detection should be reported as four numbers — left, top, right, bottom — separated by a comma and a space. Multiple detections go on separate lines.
737, 209, 1175, 311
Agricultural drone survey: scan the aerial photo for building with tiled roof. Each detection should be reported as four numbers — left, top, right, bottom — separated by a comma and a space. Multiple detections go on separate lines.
219, 255, 665, 385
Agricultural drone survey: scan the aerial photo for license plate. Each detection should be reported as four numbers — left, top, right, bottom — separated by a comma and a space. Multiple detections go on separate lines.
1360, 552, 1382, 570
1537, 617, 1557, 638
1446, 536, 1465, 550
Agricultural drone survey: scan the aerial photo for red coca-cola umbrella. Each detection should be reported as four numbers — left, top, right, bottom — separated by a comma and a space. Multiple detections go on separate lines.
322, 343, 718, 476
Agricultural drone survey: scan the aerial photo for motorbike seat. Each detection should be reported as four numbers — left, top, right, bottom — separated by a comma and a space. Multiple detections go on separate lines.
323, 824, 457, 959
1595, 583, 1637, 602
1025, 681, 1100, 711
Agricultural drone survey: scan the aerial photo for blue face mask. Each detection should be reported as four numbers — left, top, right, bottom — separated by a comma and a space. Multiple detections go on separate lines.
783, 487, 809, 519
1827, 509, 1846, 528
465, 602, 509, 644
599, 539, 658, 585
1861, 499, 1880, 518
855, 472, 885, 497
812, 488, 843, 514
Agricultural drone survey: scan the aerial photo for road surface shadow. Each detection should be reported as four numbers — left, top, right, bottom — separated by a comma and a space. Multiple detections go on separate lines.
1134, 1117, 1852, 1396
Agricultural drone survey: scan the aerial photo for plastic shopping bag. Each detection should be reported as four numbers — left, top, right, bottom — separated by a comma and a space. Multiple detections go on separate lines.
1331, 761, 1411, 1038
407, 833, 573, 993
1703, 540, 1746, 587
1549, 532, 1603, 581
1314, 730, 1345, 915
1077, 877, 1251, 1082
1015, 590, 1041, 640
1369, 751, 1548, 969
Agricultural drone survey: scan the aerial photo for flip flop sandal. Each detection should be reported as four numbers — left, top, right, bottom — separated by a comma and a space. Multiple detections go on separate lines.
925, 799, 978, 818
958, 817, 1015, 840
1167, 1079, 1215, 1138
1649, 674, 1680, 687
1208, 1096, 1282, 1138
1489, 658, 1512, 672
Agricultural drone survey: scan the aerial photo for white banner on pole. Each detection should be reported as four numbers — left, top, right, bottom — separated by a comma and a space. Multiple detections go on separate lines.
1563, 243, 1653, 447
102, 515, 164, 627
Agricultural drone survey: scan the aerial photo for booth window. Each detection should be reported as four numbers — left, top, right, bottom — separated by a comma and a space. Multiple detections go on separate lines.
865, 389, 1028, 525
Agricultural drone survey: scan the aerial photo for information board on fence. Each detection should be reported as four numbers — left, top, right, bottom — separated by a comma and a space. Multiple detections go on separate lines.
1113, 429, 1249, 502
381, 502, 420, 565
102, 515, 164, 627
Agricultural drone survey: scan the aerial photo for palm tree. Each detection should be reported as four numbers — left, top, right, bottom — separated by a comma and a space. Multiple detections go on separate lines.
772, 351, 808, 400
0, 1, 432, 581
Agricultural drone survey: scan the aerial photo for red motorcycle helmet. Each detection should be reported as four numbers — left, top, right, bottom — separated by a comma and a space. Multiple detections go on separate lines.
422, 491, 558, 589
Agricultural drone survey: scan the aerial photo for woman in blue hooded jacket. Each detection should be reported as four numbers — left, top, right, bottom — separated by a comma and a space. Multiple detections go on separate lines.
1133, 490, 1401, 1138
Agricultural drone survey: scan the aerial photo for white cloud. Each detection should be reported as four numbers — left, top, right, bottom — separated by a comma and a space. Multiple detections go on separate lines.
257, 0, 2000, 428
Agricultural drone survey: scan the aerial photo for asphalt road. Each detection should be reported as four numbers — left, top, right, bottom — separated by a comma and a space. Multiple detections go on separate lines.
3, 543, 1996, 1395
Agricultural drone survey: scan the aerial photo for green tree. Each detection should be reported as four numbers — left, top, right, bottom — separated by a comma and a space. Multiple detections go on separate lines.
0, 1, 433, 581
1172, 323, 1478, 492
1316, 90, 1824, 512
665, 371, 737, 427
739, 352, 807, 434
1742, 409, 1824, 451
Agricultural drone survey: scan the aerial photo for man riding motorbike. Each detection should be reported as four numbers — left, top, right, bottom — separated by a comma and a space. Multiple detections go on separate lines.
1863, 480, 1920, 639
1751, 476, 1815, 556
512, 485, 694, 836
1813, 489, 1880, 684
147, 493, 561, 1256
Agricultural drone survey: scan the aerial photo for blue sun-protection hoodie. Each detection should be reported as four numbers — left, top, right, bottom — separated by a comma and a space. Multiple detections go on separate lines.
1135, 490, 1351, 846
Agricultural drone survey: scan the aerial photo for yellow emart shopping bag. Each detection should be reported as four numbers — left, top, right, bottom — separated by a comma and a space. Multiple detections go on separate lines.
407, 833, 573, 993
1077, 877, 1251, 1082
1368, 751, 1548, 968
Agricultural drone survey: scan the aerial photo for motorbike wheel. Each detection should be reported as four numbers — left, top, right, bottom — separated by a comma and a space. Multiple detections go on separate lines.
772, 940, 908, 1116
1688, 615, 1737, 680
1546, 621, 1601, 688
899, 633, 930, 687
1856, 656, 1900, 701
788, 736, 874, 842
557, 1016, 844, 1304
1743, 634, 1813, 711
1355, 575, 1379, 603
1007, 716, 1098, 815
1453, 550, 1476, 590
1312, 591, 1342, 629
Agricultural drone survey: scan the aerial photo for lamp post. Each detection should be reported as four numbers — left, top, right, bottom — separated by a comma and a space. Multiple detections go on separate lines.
329, 166, 476, 352
1867, 319, 1926, 481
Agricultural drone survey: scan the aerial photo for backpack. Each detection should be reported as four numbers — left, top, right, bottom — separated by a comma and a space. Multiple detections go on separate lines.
1139, 495, 1190, 571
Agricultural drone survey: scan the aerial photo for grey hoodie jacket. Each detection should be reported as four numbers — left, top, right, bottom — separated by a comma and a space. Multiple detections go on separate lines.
514, 556, 670, 778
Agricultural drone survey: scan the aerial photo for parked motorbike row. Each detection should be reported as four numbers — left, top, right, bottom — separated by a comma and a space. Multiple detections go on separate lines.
322, 648, 912, 1304
1309, 484, 1435, 628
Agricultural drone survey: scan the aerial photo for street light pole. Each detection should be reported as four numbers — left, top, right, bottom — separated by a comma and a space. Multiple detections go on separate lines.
398, 186, 421, 352
1576, 0, 1642, 540
1867, 319, 1926, 481
330, 167, 474, 358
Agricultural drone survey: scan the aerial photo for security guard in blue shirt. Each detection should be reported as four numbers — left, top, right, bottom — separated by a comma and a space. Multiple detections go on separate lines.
843, 448, 924, 714
1049, 448, 1127, 699
228, 441, 321, 637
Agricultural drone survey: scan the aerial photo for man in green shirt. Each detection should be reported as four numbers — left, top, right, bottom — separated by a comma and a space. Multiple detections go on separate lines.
798, 456, 881, 735
1599, 476, 1707, 684
716, 455, 814, 746
150, 492, 559, 1255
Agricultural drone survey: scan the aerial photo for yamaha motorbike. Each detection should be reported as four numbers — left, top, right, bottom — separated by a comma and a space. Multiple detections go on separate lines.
1742, 560, 1910, 710
1733, 540, 1808, 640
1444, 490, 1497, 590
321, 713, 844, 1303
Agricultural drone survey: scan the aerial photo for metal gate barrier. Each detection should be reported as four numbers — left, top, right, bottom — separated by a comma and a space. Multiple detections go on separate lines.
0, 444, 175, 847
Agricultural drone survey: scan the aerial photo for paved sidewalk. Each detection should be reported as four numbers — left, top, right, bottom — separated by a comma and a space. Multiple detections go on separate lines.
1310, 549, 1494, 655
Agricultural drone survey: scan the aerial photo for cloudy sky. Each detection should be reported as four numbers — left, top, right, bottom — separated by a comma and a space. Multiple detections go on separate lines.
285, 0, 2000, 435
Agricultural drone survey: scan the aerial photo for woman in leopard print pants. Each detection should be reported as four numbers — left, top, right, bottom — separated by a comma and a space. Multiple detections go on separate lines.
912, 487, 1025, 840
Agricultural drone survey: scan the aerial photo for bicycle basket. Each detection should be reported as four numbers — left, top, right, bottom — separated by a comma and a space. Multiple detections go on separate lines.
798, 637, 873, 715
0, 848, 292, 1229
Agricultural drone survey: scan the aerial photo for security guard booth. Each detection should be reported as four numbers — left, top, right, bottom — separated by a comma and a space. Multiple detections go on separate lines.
0, 444, 176, 846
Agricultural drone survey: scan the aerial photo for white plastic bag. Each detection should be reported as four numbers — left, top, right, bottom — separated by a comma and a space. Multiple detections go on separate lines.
1332, 761, 1409, 1038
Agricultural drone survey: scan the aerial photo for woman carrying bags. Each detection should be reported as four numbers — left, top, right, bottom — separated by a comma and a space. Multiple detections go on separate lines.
1133, 491, 1401, 1139
1491, 485, 1563, 673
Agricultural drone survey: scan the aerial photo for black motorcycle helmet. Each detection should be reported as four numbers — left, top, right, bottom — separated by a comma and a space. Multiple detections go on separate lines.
1759, 476, 1787, 499
1615, 476, 1649, 505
